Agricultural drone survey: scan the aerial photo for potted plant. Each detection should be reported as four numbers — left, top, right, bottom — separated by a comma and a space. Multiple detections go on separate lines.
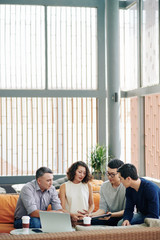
89, 144, 107, 180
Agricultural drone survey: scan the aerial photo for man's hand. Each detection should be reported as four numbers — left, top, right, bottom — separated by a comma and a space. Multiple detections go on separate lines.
122, 220, 130, 226
95, 212, 112, 220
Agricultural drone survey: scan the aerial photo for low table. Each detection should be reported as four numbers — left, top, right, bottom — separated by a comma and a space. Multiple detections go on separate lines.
10, 229, 42, 235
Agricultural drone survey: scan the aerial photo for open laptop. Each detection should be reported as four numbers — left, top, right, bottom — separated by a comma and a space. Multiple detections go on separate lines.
39, 211, 75, 233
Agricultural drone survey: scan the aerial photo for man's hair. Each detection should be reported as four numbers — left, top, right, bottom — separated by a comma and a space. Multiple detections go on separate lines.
108, 158, 124, 169
36, 167, 53, 179
67, 161, 92, 183
117, 163, 138, 180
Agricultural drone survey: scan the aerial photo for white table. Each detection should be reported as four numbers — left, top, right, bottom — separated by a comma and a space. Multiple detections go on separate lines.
10, 229, 42, 235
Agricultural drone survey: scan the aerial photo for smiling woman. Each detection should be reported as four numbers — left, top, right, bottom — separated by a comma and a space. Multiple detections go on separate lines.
59, 161, 94, 222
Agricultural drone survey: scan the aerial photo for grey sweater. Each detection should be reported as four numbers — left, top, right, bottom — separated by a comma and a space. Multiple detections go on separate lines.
99, 180, 126, 213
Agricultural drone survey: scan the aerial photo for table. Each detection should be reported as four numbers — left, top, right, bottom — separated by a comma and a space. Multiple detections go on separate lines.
10, 229, 42, 235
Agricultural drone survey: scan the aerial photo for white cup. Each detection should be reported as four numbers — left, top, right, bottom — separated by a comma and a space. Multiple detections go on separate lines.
83, 216, 91, 226
22, 216, 30, 233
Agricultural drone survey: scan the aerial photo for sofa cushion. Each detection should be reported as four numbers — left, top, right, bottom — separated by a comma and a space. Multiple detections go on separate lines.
144, 218, 160, 227
90, 179, 103, 192
0, 223, 15, 233
93, 193, 100, 212
52, 176, 68, 189
0, 187, 6, 194
0, 194, 19, 223
76, 223, 147, 231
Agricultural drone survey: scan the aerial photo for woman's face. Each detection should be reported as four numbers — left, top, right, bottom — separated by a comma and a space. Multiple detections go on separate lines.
73, 165, 86, 183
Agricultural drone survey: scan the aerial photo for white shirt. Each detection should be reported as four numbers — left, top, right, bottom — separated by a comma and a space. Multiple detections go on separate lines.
65, 181, 89, 213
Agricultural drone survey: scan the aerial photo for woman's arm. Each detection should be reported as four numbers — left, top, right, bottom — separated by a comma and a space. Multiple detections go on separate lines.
59, 183, 67, 210
88, 182, 94, 214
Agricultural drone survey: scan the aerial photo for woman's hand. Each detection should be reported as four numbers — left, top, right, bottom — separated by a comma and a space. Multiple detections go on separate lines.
77, 209, 89, 215
71, 213, 84, 222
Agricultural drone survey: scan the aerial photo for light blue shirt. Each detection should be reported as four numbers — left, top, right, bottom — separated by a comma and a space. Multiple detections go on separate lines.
14, 179, 62, 219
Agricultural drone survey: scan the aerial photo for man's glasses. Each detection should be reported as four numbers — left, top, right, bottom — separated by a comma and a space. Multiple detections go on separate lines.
106, 171, 118, 178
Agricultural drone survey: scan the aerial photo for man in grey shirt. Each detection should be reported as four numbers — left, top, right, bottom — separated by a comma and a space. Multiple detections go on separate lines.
14, 167, 63, 229
90, 159, 126, 226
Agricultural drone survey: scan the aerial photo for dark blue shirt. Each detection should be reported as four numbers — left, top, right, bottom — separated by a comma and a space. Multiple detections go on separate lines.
123, 178, 160, 222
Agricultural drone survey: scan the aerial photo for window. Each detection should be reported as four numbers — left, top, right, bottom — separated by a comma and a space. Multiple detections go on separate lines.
0, 0, 105, 175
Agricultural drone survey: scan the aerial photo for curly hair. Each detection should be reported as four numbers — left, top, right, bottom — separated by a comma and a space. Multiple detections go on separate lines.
67, 161, 92, 183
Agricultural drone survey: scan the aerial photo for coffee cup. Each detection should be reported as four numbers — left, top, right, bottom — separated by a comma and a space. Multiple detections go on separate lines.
22, 216, 30, 232
83, 216, 91, 226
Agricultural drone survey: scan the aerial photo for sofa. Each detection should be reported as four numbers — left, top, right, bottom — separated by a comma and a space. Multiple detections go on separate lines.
1, 177, 160, 239
0, 223, 160, 240
0, 179, 102, 234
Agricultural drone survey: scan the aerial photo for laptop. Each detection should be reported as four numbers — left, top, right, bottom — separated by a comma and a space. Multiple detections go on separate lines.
39, 211, 75, 233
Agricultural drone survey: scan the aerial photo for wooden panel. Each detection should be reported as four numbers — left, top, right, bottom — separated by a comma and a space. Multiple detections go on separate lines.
145, 94, 160, 178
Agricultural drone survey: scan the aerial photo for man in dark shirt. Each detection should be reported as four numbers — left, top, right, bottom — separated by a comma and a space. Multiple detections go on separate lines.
14, 167, 63, 229
117, 163, 160, 226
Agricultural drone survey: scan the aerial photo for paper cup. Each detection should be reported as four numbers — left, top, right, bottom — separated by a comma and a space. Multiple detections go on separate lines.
83, 216, 91, 226
22, 216, 30, 230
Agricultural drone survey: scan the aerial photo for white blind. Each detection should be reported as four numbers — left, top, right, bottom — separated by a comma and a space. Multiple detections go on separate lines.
0, 5, 97, 90
0, 98, 97, 175
0, 5, 45, 89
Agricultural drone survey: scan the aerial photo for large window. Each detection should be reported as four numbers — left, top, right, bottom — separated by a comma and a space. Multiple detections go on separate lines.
120, 3, 138, 91
0, 5, 97, 90
142, 0, 159, 87
0, 1, 105, 176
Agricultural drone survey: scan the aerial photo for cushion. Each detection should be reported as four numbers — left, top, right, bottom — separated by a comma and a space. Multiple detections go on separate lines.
0, 187, 6, 194
93, 193, 100, 212
12, 184, 25, 193
144, 218, 160, 227
76, 223, 147, 231
91, 180, 103, 191
0, 194, 19, 223
0, 223, 15, 233
53, 176, 68, 189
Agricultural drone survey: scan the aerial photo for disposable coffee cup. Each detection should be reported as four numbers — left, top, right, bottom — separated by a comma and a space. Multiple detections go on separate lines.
83, 216, 91, 226
22, 216, 30, 232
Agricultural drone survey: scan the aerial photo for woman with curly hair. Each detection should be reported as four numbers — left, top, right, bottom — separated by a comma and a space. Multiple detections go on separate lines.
59, 161, 94, 222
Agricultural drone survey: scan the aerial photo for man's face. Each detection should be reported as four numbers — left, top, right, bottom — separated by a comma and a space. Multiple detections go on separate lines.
118, 173, 130, 188
37, 173, 53, 192
106, 167, 120, 185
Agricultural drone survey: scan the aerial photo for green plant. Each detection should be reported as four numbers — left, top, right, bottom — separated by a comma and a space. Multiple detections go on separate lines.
89, 144, 107, 175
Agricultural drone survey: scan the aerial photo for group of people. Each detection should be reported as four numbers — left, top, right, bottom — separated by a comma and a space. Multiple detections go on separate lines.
14, 159, 160, 229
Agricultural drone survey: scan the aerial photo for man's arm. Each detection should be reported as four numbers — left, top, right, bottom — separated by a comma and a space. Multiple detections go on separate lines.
144, 185, 160, 218
90, 208, 106, 217
111, 210, 124, 218
89, 183, 107, 217
30, 210, 40, 218
121, 189, 134, 223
